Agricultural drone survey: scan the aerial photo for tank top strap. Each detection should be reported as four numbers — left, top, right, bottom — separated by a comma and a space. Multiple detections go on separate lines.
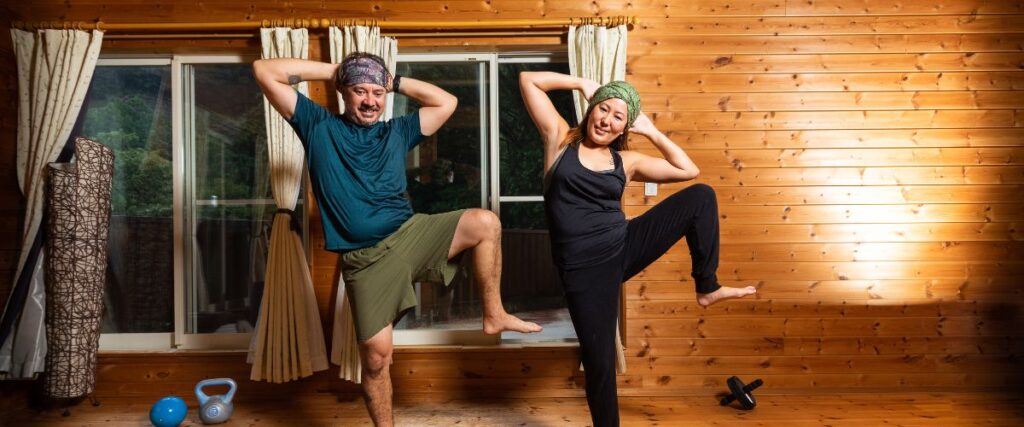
610, 148, 624, 173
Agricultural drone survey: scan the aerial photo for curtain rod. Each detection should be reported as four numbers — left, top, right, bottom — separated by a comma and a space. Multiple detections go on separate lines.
101, 31, 568, 40
12, 17, 637, 33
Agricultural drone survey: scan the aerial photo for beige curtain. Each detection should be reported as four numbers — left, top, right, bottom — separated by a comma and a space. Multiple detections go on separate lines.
568, 24, 628, 122
568, 23, 629, 374
327, 25, 397, 384
1, 28, 103, 379
249, 27, 328, 383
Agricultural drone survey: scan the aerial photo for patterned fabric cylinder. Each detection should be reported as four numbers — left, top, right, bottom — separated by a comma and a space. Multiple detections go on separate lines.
43, 137, 114, 399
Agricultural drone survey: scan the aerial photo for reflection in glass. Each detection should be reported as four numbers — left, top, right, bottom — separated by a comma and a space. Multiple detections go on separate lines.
80, 66, 174, 333
395, 61, 486, 215
187, 64, 274, 334
393, 61, 488, 331
497, 62, 577, 342
498, 62, 578, 197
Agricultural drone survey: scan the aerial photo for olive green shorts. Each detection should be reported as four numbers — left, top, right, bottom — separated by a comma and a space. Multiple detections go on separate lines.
340, 210, 466, 341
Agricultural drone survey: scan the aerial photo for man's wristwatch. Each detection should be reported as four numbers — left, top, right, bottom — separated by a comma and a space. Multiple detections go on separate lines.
392, 75, 402, 93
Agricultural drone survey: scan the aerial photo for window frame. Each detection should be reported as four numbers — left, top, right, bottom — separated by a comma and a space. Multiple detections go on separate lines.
97, 54, 309, 351
96, 51, 575, 350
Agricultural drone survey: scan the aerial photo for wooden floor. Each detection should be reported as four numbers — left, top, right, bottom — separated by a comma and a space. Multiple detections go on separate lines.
3, 391, 1022, 426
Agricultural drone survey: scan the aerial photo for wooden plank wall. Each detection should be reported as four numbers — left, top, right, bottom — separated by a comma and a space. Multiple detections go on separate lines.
1, 0, 1022, 399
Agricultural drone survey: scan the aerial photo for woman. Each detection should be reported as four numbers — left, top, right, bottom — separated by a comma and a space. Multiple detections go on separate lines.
519, 72, 756, 426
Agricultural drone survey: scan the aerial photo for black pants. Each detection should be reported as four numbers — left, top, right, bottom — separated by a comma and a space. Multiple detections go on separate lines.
559, 183, 722, 427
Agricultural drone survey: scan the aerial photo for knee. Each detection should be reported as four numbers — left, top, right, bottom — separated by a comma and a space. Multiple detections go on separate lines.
686, 183, 716, 202
362, 345, 392, 377
465, 208, 501, 238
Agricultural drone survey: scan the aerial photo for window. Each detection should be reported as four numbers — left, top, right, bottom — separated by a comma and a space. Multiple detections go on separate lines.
82, 55, 302, 350
391, 53, 578, 345
86, 52, 573, 349
84, 61, 174, 339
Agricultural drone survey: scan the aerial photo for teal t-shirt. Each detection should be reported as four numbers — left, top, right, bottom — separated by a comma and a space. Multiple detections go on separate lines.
287, 92, 424, 252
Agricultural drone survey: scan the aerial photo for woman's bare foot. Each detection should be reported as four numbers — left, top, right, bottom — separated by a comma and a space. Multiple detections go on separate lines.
483, 313, 543, 335
697, 286, 757, 307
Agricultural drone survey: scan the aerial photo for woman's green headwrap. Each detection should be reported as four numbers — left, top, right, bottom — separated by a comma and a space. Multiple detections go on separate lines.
587, 80, 641, 128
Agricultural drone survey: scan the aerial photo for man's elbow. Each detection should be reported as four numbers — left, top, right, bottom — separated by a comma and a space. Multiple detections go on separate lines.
252, 59, 271, 83
443, 93, 458, 118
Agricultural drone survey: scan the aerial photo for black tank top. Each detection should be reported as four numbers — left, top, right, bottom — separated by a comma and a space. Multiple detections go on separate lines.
543, 143, 627, 270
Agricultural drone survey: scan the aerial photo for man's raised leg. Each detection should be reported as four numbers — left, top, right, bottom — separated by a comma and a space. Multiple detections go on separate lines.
448, 208, 542, 334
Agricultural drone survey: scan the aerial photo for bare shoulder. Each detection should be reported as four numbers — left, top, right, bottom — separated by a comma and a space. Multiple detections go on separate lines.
618, 150, 655, 180
617, 149, 649, 166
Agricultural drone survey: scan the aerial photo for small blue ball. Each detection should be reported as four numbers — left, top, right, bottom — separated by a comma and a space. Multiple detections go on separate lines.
149, 396, 188, 427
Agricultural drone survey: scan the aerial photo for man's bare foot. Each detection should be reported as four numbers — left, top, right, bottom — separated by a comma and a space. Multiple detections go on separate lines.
697, 286, 757, 307
483, 313, 543, 335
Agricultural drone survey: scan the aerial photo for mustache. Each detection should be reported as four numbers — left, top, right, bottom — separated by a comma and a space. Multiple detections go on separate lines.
358, 104, 380, 113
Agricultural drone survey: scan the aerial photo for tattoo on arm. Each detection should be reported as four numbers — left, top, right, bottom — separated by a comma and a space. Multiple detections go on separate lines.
287, 74, 301, 85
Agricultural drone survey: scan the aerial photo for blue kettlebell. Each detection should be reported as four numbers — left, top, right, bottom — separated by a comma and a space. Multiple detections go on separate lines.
195, 378, 237, 424
149, 396, 187, 427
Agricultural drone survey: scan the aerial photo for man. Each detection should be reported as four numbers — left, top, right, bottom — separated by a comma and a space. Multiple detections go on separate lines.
254, 53, 542, 426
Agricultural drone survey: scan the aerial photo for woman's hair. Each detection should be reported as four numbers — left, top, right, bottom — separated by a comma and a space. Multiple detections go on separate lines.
558, 100, 631, 151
